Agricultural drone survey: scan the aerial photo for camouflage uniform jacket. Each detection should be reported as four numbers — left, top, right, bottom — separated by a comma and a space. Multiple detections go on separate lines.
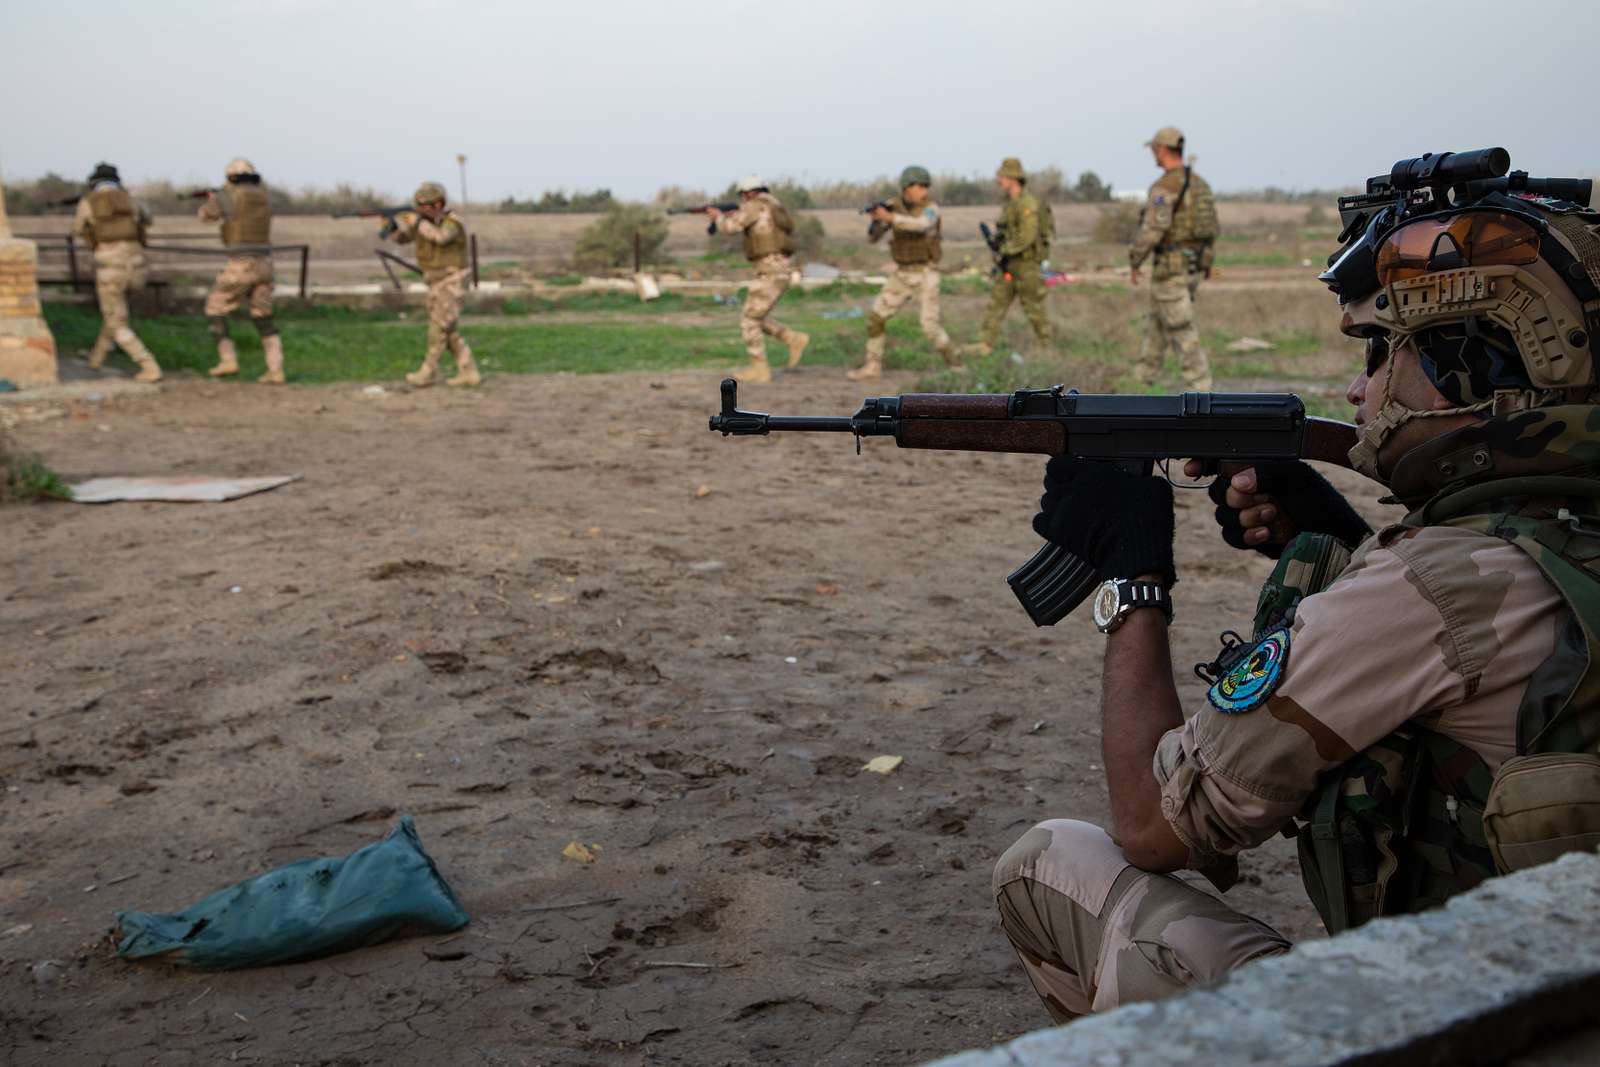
996, 191, 1047, 262
1129, 166, 1216, 273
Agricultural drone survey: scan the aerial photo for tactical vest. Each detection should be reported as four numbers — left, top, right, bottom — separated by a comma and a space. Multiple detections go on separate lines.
888, 196, 941, 266
220, 185, 272, 247
1264, 470, 1600, 935
743, 195, 795, 261
415, 214, 468, 272
87, 186, 141, 247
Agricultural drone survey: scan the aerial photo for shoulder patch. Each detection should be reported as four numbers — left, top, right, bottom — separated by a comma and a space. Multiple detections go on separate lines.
1208, 626, 1290, 714
1152, 194, 1167, 205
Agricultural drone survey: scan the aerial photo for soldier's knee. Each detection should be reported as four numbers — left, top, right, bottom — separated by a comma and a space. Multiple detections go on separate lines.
207, 316, 230, 341
251, 315, 278, 338
994, 819, 1123, 896
865, 312, 887, 339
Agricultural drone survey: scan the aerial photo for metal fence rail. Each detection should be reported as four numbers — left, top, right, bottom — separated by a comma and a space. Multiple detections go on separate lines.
19, 233, 312, 299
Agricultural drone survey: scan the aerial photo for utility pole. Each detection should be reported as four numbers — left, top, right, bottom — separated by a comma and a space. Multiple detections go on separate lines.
456, 154, 468, 211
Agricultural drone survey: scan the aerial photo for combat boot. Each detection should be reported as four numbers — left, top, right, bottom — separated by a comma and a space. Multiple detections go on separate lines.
446, 342, 481, 387
406, 359, 440, 387
730, 357, 772, 384
937, 342, 964, 372
845, 357, 882, 381
209, 339, 240, 378
784, 330, 810, 369
961, 341, 993, 358
86, 336, 112, 370
132, 362, 163, 384
258, 335, 286, 384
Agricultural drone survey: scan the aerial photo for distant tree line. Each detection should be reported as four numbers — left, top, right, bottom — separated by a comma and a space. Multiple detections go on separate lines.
4, 171, 401, 215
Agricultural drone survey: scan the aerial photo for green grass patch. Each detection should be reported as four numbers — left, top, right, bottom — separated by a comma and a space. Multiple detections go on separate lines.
1, 431, 72, 503
1214, 253, 1293, 267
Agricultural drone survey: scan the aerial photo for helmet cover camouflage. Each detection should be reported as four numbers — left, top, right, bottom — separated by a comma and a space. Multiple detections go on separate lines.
996, 158, 1026, 180
736, 174, 767, 194
413, 182, 448, 206
899, 165, 932, 189
224, 158, 258, 179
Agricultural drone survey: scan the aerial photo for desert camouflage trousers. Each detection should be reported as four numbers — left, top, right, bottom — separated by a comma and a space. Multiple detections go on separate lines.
1136, 272, 1213, 390
741, 253, 798, 362
89, 242, 158, 367
979, 257, 1050, 347
993, 820, 1290, 1023
204, 254, 275, 318
417, 268, 475, 374
867, 265, 950, 362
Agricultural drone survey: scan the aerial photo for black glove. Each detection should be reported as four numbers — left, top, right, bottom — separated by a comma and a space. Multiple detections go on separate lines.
1032, 457, 1176, 586
1210, 460, 1371, 559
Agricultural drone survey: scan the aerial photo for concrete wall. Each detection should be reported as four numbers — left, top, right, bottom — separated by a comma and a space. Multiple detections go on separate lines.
931, 851, 1600, 1067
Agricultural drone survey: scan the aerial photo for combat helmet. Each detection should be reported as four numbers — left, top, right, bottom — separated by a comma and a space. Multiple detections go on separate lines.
1320, 149, 1600, 480
996, 158, 1026, 181
1145, 127, 1185, 151
224, 158, 258, 180
413, 182, 448, 206
736, 174, 767, 194
87, 162, 120, 184
899, 165, 931, 189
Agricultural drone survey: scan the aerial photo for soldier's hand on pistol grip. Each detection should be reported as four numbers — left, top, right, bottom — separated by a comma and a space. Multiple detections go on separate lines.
1185, 460, 1371, 559
1033, 457, 1176, 587
1129, 266, 1142, 285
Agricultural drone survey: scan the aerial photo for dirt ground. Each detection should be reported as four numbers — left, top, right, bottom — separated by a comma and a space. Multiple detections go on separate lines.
0, 365, 1392, 1065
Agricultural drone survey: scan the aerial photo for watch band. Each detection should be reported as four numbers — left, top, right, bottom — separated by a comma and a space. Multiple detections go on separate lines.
1094, 578, 1173, 633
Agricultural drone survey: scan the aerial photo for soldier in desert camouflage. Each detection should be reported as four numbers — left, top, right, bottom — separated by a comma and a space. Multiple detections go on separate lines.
199, 159, 286, 383
1128, 127, 1217, 390
994, 160, 1600, 1020
71, 162, 162, 382
847, 165, 957, 381
706, 175, 809, 384
971, 157, 1053, 357
388, 182, 480, 388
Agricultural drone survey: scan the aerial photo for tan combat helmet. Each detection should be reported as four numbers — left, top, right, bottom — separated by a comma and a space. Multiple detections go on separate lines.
413, 181, 448, 206
736, 174, 767, 193
1334, 196, 1600, 477
224, 158, 258, 180
996, 158, 1026, 181
1145, 127, 1185, 150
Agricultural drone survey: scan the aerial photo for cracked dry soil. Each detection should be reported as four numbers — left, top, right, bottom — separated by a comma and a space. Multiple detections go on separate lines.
1, 367, 1389, 1065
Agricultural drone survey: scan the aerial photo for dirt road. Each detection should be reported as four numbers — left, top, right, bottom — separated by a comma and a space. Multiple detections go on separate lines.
1, 367, 1390, 1065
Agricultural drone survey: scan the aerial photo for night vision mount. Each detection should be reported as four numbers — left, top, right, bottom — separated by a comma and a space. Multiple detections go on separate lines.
1322, 148, 1596, 300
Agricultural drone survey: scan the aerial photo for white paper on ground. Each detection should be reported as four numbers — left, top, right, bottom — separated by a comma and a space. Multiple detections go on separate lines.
67, 474, 302, 504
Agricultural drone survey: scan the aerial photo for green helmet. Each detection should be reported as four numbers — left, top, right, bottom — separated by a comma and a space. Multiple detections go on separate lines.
413, 182, 448, 206
899, 165, 931, 189
996, 157, 1026, 180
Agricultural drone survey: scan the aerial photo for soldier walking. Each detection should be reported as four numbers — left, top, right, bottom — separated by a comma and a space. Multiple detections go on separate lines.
199, 159, 286, 384
972, 158, 1052, 356
848, 165, 956, 381
71, 163, 161, 382
1128, 127, 1217, 390
389, 183, 480, 388
706, 175, 809, 384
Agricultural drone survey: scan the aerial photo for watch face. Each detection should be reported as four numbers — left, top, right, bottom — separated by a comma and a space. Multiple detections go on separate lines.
1092, 580, 1122, 629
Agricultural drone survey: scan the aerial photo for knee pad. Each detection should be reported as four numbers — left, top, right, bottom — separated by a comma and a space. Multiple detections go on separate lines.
207, 316, 230, 341
865, 312, 887, 339
251, 315, 278, 338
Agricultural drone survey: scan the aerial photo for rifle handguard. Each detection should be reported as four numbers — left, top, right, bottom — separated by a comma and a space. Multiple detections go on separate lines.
1007, 542, 1100, 628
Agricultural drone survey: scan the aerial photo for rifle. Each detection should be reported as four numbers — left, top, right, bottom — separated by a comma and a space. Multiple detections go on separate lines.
861, 198, 893, 240
980, 221, 1009, 279
53, 196, 82, 208
708, 379, 1359, 627
179, 188, 220, 200
668, 202, 739, 235
332, 206, 414, 239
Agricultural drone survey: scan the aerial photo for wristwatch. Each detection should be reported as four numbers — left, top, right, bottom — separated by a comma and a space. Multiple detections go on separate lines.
1091, 579, 1173, 634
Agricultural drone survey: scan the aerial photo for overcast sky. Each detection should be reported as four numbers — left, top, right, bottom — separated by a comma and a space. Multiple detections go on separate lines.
4, 0, 1594, 203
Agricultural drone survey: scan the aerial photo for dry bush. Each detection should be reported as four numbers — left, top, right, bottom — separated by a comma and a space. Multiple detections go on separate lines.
572, 204, 669, 271
1093, 202, 1143, 245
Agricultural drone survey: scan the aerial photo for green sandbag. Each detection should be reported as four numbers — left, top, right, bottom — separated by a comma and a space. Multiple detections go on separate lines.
114, 815, 468, 969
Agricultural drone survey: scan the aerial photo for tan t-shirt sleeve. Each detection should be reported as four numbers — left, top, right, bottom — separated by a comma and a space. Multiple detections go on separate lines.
1155, 526, 1560, 861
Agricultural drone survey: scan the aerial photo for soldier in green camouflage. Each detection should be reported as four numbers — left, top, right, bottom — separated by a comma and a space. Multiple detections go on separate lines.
1128, 127, 1216, 390
993, 163, 1600, 1021
972, 158, 1052, 356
